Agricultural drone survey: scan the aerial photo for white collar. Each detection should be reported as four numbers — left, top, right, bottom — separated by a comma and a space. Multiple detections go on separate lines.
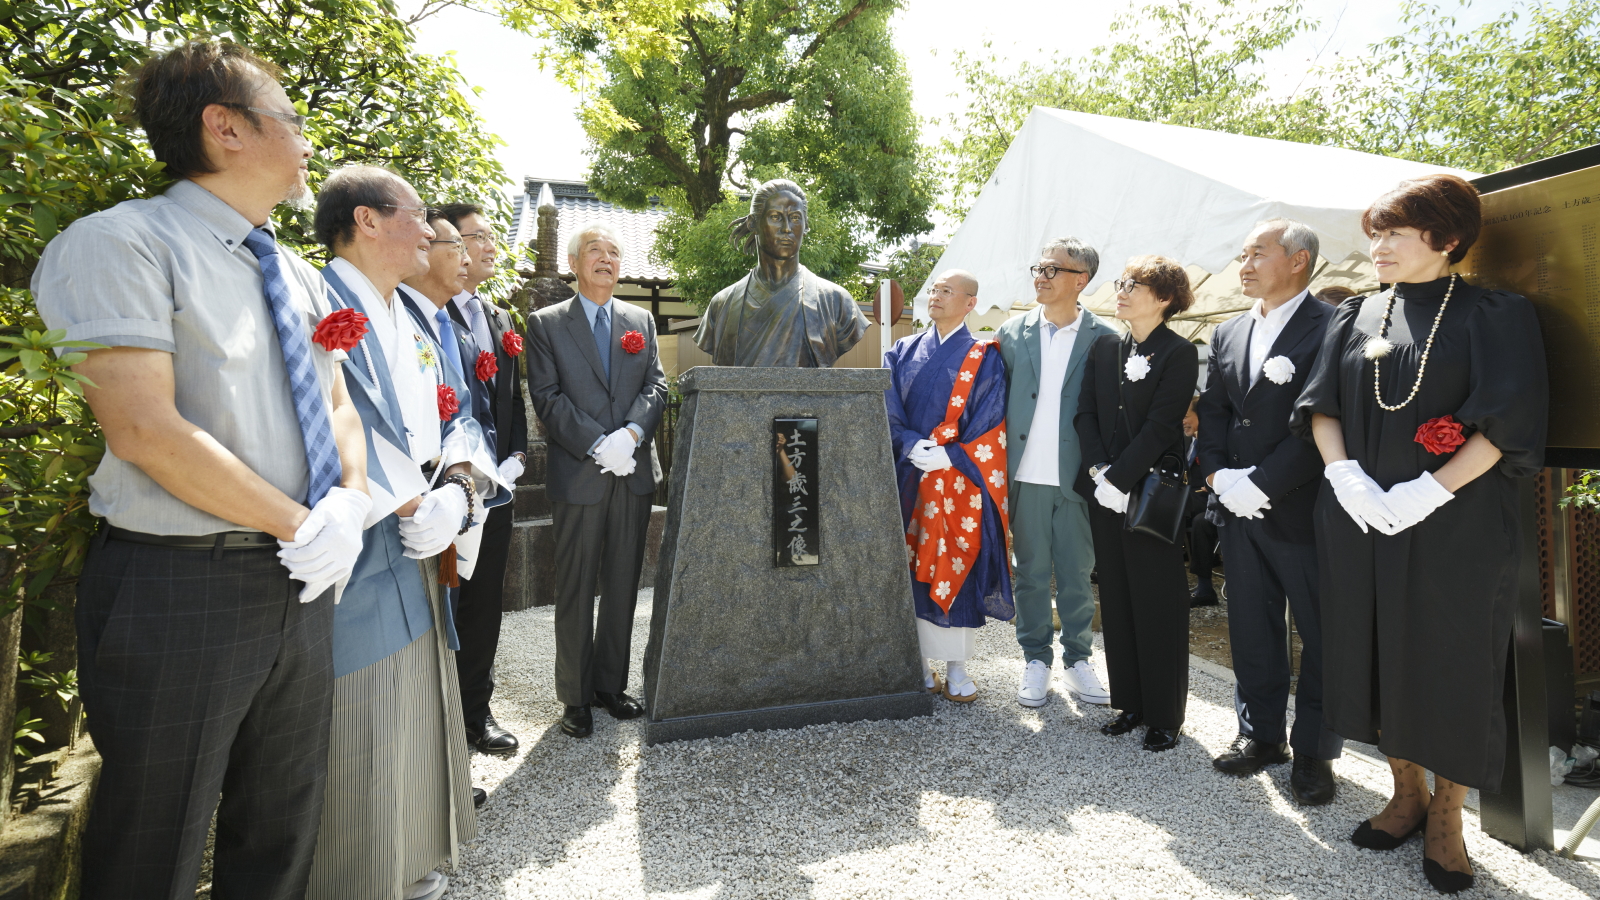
1248, 289, 1309, 328
931, 322, 969, 345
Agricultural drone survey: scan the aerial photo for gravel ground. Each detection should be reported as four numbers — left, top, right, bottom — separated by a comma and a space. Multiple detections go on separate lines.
451, 596, 1600, 900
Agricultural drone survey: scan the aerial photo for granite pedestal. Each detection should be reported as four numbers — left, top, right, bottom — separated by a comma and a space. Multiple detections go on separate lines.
642, 367, 933, 744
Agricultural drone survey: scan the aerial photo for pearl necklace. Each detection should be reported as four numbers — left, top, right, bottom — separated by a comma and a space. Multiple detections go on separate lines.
1367, 273, 1456, 412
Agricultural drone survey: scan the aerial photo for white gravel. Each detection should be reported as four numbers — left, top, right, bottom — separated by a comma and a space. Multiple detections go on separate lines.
454, 595, 1600, 899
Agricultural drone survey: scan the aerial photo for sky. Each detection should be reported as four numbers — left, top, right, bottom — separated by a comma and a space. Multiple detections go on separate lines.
403, 0, 1513, 198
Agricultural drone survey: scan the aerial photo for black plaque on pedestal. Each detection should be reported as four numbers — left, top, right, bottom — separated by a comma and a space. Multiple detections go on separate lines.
773, 418, 819, 567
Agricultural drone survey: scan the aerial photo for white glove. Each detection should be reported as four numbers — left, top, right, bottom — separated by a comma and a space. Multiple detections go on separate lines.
1209, 466, 1256, 497
1094, 477, 1129, 514
593, 428, 636, 472
910, 443, 953, 473
399, 484, 470, 559
601, 454, 637, 477
497, 455, 525, 485
278, 487, 372, 602
1325, 460, 1402, 535
1219, 476, 1272, 519
1382, 471, 1454, 532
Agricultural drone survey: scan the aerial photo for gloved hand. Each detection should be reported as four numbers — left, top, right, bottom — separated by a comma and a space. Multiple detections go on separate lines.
1093, 476, 1129, 514
1325, 460, 1401, 535
601, 454, 637, 477
1218, 476, 1272, 519
1209, 466, 1256, 496
1382, 471, 1454, 532
593, 428, 636, 473
399, 484, 470, 559
497, 455, 525, 485
277, 486, 372, 602
910, 442, 953, 472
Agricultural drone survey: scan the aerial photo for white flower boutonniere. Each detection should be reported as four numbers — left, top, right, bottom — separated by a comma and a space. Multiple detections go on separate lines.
1124, 353, 1152, 382
1262, 355, 1295, 385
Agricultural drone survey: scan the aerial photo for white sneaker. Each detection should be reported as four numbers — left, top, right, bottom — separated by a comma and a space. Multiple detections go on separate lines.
1062, 659, 1111, 705
404, 872, 448, 900
1017, 659, 1050, 708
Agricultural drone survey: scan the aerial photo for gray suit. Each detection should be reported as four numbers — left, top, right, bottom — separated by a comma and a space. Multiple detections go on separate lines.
526, 297, 667, 705
997, 305, 1117, 666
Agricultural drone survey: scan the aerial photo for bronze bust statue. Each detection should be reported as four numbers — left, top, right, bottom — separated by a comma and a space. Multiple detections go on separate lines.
694, 179, 868, 367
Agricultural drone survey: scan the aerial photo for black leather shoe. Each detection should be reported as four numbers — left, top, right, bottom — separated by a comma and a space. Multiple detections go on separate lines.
1101, 711, 1143, 735
472, 787, 486, 808
1422, 857, 1474, 894
1143, 726, 1181, 752
1212, 734, 1291, 775
593, 691, 645, 720
560, 704, 592, 738
1189, 582, 1219, 607
1350, 816, 1424, 850
468, 714, 520, 755
1289, 755, 1337, 805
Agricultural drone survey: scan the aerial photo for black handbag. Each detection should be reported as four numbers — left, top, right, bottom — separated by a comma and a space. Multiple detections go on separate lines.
1115, 339, 1188, 545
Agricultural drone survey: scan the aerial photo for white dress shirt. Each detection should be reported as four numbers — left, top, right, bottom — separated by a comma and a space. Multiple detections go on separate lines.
1015, 307, 1085, 486
1246, 289, 1309, 387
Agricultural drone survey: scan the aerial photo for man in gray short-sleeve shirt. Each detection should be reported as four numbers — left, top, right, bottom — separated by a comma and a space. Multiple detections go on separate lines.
30, 41, 369, 900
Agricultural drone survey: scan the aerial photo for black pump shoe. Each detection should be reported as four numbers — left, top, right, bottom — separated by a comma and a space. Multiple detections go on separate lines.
1350, 816, 1424, 850
1422, 857, 1474, 894
1101, 711, 1143, 736
1142, 727, 1181, 752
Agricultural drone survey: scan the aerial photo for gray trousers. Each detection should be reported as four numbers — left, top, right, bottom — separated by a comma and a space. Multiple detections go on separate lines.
1010, 481, 1096, 666
76, 534, 334, 900
551, 475, 652, 706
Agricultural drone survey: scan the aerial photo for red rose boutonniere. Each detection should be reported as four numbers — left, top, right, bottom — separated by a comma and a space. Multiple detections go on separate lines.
312, 308, 369, 352
475, 350, 498, 382
1415, 414, 1466, 455
437, 384, 459, 421
620, 329, 646, 354
501, 330, 524, 357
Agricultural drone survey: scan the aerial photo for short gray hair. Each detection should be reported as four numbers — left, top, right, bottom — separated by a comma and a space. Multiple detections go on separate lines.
1255, 218, 1320, 265
1039, 236, 1099, 280
567, 223, 624, 259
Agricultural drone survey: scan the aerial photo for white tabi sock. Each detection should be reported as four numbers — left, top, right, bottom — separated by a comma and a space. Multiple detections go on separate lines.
922, 656, 936, 689
946, 660, 975, 697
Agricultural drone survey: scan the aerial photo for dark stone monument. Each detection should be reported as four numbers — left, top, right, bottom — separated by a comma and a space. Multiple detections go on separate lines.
642, 367, 933, 744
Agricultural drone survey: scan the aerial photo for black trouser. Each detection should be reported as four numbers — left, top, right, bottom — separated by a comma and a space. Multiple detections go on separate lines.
1186, 509, 1220, 578
455, 502, 514, 734
1219, 517, 1344, 759
1088, 503, 1191, 731
76, 535, 334, 900
551, 476, 652, 707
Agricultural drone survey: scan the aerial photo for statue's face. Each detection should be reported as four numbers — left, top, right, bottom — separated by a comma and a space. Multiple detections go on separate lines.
757, 192, 806, 261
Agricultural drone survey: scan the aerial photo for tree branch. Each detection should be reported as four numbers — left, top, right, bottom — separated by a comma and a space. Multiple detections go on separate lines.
799, 0, 874, 61
0, 418, 64, 439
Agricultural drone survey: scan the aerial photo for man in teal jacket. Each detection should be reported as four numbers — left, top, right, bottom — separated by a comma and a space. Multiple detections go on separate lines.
996, 237, 1118, 709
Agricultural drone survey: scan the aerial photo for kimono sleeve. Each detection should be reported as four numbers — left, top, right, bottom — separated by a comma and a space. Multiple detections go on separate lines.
1289, 296, 1362, 439
1455, 290, 1548, 478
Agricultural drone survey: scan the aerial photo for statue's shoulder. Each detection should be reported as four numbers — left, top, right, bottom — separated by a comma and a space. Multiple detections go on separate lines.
706, 272, 753, 310
798, 265, 855, 304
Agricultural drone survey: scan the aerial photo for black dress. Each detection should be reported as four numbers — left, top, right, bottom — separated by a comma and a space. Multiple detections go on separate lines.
1289, 276, 1547, 790
1076, 324, 1199, 731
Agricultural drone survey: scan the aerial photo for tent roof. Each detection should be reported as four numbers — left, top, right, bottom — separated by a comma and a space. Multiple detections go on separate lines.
920, 108, 1476, 321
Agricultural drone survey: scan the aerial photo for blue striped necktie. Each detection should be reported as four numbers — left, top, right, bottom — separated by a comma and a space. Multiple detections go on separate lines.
241, 227, 341, 506
435, 308, 468, 381
593, 303, 611, 382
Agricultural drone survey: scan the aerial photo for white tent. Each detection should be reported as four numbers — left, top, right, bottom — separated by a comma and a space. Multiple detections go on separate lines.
919, 108, 1476, 338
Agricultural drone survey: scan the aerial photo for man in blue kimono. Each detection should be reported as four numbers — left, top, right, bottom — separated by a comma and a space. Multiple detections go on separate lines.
884, 269, 1013, 702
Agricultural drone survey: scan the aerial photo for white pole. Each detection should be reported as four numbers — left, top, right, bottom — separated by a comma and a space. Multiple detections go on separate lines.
879, 280, 895, 363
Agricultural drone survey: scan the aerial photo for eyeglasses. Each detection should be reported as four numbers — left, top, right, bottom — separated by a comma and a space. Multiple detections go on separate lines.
222, 103, 307, 135
1113, 278, 1148, 294
428, 239, 464, 250
378, 203, 429, 223
460, 230, 499, 247
1030, 264, 1087, 280
929, 286, 970, 299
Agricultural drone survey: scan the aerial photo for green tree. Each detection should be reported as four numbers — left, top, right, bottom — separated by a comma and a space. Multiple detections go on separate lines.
1325, 0, 1600, 173
511, 0, 933, 244
935, 0, 1328, 220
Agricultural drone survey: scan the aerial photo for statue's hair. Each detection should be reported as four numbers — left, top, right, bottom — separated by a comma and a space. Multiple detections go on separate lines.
729, 179, 808, 256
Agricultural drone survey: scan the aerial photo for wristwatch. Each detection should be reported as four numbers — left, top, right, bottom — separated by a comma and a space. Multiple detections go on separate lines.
1089, 464, 1110, 480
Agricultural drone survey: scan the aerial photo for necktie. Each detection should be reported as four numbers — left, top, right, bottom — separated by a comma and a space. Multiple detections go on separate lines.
593, 303, 611, 382
434, 308, 467, 381
241, 227, 341, 506
468, 296, 494, 387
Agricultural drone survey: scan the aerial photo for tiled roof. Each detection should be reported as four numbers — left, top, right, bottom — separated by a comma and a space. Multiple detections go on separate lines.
512, 178, 675, 284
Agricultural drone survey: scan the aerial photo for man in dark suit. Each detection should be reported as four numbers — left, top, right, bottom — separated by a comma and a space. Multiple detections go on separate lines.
1181, 396, 1221, 607
1197, 218, 1342, 804
440, 202, 529, 754
526, 223, 667, 738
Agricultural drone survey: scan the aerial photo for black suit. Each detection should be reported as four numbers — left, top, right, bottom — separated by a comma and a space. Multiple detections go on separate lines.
446, 293, 529, 734
1196, 291, 1341, 759
526, 296, 666, 706
1182, 437, 1220, 581
1076, 324, 1198, 731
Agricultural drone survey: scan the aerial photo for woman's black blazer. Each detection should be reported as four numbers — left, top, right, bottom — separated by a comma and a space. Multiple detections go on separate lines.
1074, 322, 1199, 500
